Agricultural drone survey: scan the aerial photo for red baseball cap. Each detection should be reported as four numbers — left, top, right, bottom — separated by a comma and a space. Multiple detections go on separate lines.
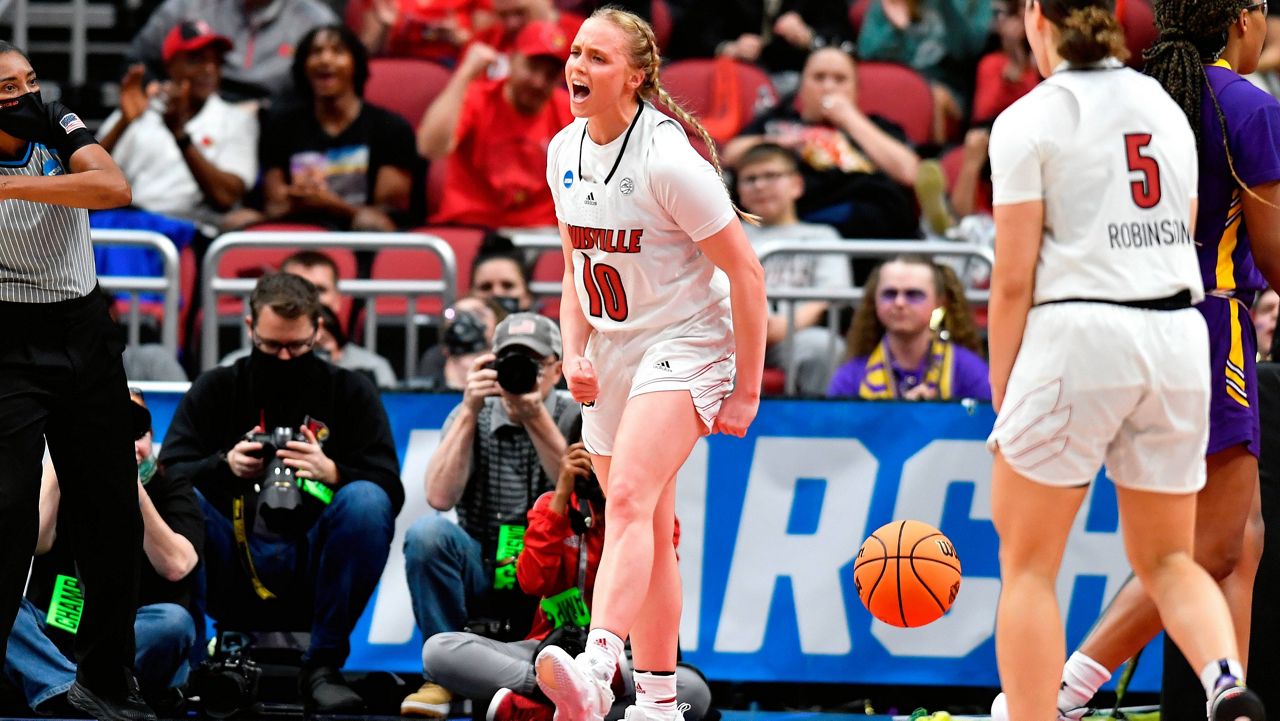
514, 20, 570, 62
162, 20, 233, 63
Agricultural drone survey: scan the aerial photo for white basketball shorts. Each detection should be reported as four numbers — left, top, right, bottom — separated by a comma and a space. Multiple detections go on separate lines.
581, 304, 735, 456
987, 301, 1210, 493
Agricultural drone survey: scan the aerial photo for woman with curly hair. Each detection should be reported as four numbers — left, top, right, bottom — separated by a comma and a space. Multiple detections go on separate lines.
825, 255, 989, 400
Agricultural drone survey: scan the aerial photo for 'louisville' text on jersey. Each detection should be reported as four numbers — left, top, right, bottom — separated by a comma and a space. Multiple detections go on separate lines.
568, 224, 644, 254
1107, 219, 1192, 249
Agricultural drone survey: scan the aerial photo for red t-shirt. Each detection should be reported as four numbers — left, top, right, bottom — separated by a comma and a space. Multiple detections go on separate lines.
432, 78, 574, 228
971, 51, 1041, 124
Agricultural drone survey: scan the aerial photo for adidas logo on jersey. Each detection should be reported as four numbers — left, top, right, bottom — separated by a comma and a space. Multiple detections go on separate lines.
584, 192, 597, 206
654, 360, 671, 372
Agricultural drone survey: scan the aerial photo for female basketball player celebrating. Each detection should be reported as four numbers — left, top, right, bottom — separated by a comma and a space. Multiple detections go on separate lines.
534, 8, 767, 721
984, 1, 1265, 720
992, 2, 1280, 719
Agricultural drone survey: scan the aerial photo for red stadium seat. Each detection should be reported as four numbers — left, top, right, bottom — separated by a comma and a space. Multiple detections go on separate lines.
530, 246, 564, 319
211, 224, 358, 319
659, 58, 778, 147
855, 62, 934, 147
372, 226, 486, 319
938, 145, 992, 216
762, 366, 786, 396
366, 58, 453, 128
426, 158, 449, 223
849, 0, 872, 35
1120, 0, 1156, 68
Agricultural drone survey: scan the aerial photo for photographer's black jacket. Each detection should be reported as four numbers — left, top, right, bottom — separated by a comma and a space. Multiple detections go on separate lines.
158, 353, 404, 520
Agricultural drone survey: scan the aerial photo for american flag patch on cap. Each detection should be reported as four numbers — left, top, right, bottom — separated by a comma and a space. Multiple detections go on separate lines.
510, 318, 537, 335
59, 113, 85, 133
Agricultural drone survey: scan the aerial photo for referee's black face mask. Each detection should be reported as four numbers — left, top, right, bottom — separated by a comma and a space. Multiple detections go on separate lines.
0, 91, 48, 143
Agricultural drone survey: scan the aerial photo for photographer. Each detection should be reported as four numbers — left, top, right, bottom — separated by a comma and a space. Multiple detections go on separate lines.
401, 313, 577, 717
4, 390, 201, 717
419, 435, 711, 721
415, 294, 506, 391
158, 273, 400, 714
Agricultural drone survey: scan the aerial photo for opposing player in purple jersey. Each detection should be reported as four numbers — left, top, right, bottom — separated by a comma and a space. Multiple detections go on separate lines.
991, 2, 1280, 720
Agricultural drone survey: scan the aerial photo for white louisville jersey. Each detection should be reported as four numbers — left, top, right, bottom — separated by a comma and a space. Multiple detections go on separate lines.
990, 58, 1204, 306
547, 101, 737, 333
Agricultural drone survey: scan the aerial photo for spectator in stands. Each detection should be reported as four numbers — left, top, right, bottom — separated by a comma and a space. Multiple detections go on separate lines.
472, 242, 538, 313
127, 0, 337, 101
232, 24, 417, 231
667, 0, 855, 83
736, 143, 847, 396
400, 313, 577, 717
220, 251, 399, 387
93, 287, 190, 382
827, 255, 989, 400
472, 0, 584, 78
415, 294, 507, 390
1255, 287, 1278, 362
159, 273, 400, 713
857, 0, 993, 142
419, 21, 574, 228
971, 0, 1039, 124
102, 21, 258, 234
358, 0, 488, 64
724, 47, 920, 239
4, 390, 200, 716
418, 430, 712, 721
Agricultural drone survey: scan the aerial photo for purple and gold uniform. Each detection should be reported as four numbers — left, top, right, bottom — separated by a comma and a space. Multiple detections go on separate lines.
1197, 61, 1280, 457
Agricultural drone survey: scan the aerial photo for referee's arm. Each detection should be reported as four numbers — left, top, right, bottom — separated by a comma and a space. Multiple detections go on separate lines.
0, 143, 130, 209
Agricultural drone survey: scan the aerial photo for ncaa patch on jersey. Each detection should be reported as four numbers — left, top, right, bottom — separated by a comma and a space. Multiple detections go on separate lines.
58, 113, 85, 134
563, 170, 574, 188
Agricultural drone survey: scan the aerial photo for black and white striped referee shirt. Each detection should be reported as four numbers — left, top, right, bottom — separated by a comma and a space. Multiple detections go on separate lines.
0, 103, 100, 303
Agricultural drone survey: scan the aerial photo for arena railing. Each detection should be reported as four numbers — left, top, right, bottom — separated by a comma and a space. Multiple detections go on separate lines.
509, 231, 564, 303
753, 239, 995, 396
201, 232, 458, 376
91, 228, 181, 357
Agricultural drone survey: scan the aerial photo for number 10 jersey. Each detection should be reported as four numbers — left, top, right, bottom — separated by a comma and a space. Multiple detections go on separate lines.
546, 101, 737, 334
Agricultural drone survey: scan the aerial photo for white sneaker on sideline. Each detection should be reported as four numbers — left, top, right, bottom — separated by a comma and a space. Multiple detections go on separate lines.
535, 645, 613, 721
991, 691, 1090, 721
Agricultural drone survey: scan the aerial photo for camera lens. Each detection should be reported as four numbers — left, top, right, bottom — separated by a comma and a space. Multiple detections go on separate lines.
495, 352, 540, 395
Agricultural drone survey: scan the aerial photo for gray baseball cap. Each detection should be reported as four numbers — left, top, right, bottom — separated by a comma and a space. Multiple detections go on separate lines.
493, 313, 562, 359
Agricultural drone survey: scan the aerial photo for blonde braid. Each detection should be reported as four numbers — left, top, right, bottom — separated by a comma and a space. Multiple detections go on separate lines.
592, 6, 760, 225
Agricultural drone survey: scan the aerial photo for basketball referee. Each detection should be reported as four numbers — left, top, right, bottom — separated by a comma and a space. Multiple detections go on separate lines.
0, 43, 156, 721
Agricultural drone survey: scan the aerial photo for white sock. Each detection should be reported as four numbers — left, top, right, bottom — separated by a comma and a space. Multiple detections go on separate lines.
1059, 651, 1111, 710
583, 629, 625, 681
1199, 658, 1245, 698
633, 671, 677, 714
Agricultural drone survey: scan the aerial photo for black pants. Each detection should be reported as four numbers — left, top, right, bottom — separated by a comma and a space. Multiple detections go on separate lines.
0, 289, 142, 696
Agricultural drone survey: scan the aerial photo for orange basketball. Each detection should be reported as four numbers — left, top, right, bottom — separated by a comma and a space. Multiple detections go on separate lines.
854, 520, 962, 628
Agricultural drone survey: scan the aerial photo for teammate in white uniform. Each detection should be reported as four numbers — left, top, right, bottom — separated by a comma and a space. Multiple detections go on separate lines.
984, 1, 1264, 720
533, 9, 767, 721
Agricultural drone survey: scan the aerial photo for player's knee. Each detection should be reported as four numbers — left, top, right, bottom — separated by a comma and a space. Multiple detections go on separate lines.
1194, 534, 1245, 581
602, 478, 657, 529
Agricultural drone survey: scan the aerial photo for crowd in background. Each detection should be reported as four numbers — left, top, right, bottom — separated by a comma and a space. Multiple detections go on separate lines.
82, 0, 1280, 395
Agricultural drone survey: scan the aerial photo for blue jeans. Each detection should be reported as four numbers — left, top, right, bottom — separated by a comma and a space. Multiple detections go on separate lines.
196, 481, 395, 667
3, 599, 195, 711
404, 515, 488, 646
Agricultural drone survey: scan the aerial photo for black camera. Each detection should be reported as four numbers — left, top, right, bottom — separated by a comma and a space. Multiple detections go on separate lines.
490, 351, 542, 395
245, 427, 310, 537
444, 309, 488, 356
190, 634, 261, 719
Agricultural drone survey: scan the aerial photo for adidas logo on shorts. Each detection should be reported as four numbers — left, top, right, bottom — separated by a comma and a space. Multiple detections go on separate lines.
654, 360, 671, 372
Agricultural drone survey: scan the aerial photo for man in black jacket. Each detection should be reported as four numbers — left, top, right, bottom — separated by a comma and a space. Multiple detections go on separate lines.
158, 273, 400, 713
